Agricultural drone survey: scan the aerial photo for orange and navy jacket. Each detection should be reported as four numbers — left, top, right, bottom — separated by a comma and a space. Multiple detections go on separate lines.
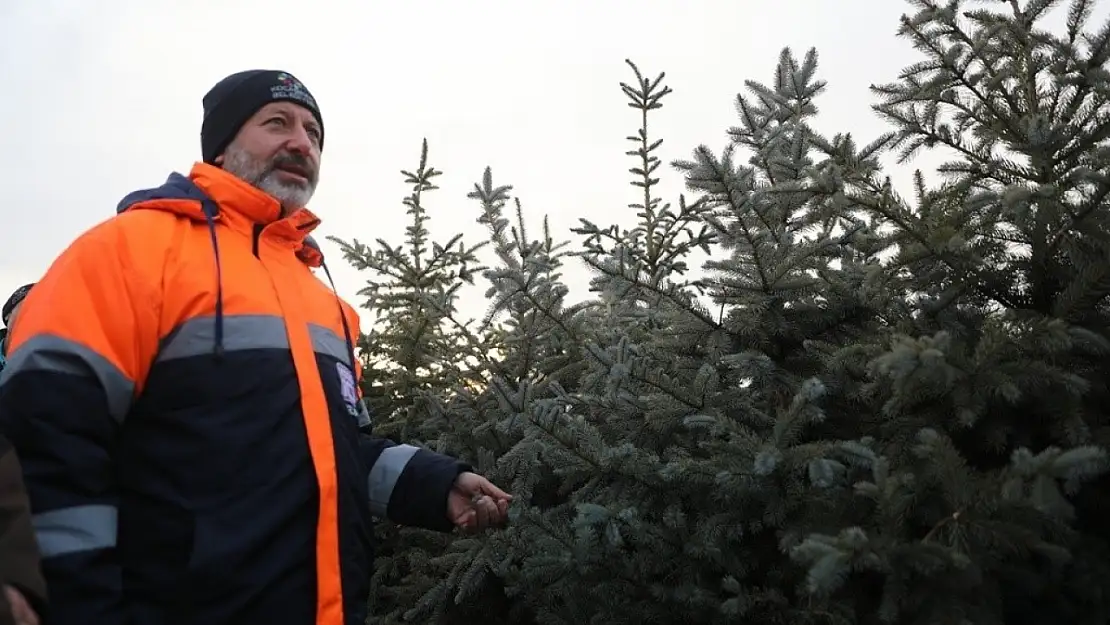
0, 163, 469, 625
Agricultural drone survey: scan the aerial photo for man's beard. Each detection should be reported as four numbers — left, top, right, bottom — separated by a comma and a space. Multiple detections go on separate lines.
222, 146, 318, 213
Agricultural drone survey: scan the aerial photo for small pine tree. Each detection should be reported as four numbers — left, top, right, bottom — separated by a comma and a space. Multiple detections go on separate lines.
371, 169, 589, 625
329, 139, 485, 443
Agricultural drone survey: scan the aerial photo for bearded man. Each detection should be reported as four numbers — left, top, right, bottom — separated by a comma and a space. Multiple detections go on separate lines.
0, 70, 510, 625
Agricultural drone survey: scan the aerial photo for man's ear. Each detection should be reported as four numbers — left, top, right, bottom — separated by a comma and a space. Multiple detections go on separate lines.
213, 153, 225, 166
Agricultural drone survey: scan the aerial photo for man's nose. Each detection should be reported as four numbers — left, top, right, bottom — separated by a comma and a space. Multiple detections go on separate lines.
285, 126, 315, 155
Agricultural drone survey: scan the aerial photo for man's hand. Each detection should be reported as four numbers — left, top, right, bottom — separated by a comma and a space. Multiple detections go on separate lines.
447, 472, 511, 533
3, 585, 38, 625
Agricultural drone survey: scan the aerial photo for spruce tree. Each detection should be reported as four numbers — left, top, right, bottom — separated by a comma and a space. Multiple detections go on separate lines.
373, 170, 587, 625
479, 47, 898, 624
328, 141, 490, 622
329, 139, 485, 443
791, 1, 1110, 623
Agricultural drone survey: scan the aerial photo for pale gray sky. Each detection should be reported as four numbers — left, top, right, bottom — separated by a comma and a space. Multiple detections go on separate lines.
2, 1, 1089, 327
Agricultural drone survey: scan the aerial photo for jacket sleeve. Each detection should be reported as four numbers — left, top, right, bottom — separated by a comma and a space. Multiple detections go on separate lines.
359, 433, 470, 532
0, 434, 47, 620
0, 217, 160, 625
342, 308, 470, 532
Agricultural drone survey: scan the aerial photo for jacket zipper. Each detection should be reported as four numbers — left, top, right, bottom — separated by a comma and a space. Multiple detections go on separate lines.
252, 223, 263, 258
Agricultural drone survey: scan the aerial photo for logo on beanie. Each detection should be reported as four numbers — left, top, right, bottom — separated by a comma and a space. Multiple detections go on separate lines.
271, 72, 317, 110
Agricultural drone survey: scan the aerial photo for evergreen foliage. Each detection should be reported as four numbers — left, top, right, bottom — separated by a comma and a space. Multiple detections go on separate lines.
329, 139, 485, 442
332, 1, 1110, 622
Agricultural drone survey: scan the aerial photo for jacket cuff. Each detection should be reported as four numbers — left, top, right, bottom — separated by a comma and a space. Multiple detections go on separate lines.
386, 448, 470, 532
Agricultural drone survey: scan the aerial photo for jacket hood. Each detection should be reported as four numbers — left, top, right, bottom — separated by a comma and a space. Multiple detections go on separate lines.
115, 164, 324, 268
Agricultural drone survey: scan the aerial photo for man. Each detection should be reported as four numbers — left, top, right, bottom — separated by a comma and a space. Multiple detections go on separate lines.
0, 431, 45, 625
0, 70, 511, 625
0, 284, 33, 360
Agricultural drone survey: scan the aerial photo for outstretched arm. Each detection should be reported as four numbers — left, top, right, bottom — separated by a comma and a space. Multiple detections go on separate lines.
342, 308, 511, 532
360, 430, 469, 532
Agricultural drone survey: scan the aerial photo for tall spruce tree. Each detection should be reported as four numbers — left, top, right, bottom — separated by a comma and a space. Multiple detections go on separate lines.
479, 48, 896, 624
791, 1, 1110, 623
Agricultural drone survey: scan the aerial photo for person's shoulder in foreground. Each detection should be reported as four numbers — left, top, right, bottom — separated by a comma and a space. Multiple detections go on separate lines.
0, 68, 510, 625
0, 431, 45, 625
0, 283, 35, 362
0, 283, 45, 625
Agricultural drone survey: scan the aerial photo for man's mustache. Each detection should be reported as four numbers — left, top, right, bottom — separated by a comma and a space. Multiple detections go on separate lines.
269, 153, 317, 185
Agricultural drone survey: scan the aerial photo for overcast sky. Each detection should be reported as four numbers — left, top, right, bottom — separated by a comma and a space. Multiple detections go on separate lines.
1, 0, 1097, 328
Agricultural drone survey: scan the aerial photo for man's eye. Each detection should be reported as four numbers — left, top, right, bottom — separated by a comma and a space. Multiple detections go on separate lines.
266, 117, 286, 127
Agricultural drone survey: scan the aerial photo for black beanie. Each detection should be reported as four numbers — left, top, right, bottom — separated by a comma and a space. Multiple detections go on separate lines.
2, 283, 33, 327
200, 69, 324, 164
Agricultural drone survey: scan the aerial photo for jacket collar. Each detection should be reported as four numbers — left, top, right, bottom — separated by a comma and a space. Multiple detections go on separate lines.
115, 162, 324, 266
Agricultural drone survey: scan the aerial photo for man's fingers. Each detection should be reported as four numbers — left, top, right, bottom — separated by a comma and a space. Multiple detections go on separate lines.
453, 494, 510, 534
453, 473, 513, 531
478, 479, 511, 501
454, 508, 476, 530
4, 586, 39, 625
456, 472, 512, 503
462, 495, 495, 530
